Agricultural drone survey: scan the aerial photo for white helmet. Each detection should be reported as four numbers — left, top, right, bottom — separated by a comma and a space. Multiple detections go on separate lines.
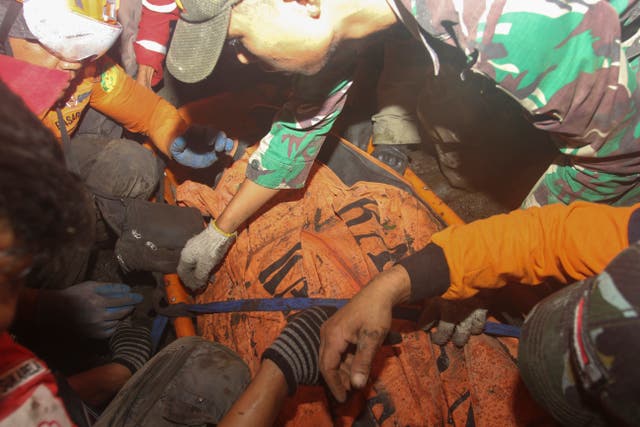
22, 0, 122, 61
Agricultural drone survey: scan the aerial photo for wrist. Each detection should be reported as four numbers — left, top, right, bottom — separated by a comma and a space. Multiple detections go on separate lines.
397, 243, 450, 303
363, 265, 411, 307
260, 358, 289, 394
390, 265, 412, 305
210, 219, 236, 238
262, 347, 297, 395
136, 64, 154, 88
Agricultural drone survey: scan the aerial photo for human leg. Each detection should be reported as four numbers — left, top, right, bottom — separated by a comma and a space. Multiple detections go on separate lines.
95, 336, 251, 427
370, 27, 429, 174
71, 135, 161, 200
371, 28, 427, 148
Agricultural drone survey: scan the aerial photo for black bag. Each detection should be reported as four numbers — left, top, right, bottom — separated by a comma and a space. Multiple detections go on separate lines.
95, 196, 205, 274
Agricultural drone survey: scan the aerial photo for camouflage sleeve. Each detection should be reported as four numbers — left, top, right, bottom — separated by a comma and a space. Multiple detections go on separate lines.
395, 0, 640, 173
246, 74, 352, 190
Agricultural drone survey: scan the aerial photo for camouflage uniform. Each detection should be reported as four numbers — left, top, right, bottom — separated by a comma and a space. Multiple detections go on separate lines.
519, 240, 640, 425
246, 61, 354, 189
248, 0, 640, 206
390, 0, 640, 206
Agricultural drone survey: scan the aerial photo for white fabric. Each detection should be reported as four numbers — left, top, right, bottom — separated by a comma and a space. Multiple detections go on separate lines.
141, 0, 177, 14
135, 39, 167, 54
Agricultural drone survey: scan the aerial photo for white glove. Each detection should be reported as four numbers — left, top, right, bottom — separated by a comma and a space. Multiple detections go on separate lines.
419, 297, 488, 347
177, 221, 236, 291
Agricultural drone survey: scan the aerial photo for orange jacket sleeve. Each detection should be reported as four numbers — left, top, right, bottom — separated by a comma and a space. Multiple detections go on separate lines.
88, 58, 188, 157
400, 201, 640, 301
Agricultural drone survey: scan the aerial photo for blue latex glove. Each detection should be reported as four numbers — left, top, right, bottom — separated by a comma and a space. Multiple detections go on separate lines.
37, 281, 144, 339
170, 126, 234, 169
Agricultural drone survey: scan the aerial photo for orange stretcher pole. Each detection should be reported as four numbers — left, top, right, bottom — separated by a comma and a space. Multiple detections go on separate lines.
360, 135, 465, 226
403, 167, 464, 226
160, 165, 197, 337
164, 273, 196, 337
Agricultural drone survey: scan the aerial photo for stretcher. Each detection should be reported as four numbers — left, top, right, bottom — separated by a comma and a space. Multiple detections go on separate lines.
156, 96, 549, 426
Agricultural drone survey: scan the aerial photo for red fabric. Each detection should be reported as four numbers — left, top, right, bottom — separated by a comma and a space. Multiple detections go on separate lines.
0, 333, 75, 426
135, 0, 179, 85
0, 55, 69, 116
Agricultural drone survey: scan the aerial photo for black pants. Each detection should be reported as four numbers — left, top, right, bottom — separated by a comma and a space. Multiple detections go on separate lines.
94, 337, 250, 427
28, 135, 161, 290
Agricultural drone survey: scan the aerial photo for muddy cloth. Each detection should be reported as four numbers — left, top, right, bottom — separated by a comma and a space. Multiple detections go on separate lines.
26, 136, 161, 290
387, 0, 640, 206
176, 137, 550, 426
95, 336, 250, 427
72, 136, 161, 202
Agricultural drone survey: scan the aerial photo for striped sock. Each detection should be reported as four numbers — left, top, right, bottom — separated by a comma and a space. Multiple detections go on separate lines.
109, 318, 152, 374
262, 306, 336, 395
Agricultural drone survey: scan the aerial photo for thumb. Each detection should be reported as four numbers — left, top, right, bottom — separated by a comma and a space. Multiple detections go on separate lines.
351, 328, 386, 389
213, 131, 233, 152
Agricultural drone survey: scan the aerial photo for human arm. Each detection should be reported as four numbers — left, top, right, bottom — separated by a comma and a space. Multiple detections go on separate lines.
392, 0, 638, 166
406, 201, 640, 301
16, 282, 143, 339
319, 201, 640, 401
215, 179, 280, 233
244, 76, 352, 189
217, 359, 288, 427
177, 179, 278, 290
177, 68, 354, 289
66, 363, 132, 408
134, 0, 179, 87
319, 265, 410, 402
66, 318, 152, 408
90, 58, 232, 167
89, 58, 187, 157
219, 306, 336, 427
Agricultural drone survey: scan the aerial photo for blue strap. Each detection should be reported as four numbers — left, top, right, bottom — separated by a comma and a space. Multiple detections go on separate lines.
181, 298, 521, 338
186, 298, 348, 314
151, 315, 169, 354
483, 321, 520, 338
